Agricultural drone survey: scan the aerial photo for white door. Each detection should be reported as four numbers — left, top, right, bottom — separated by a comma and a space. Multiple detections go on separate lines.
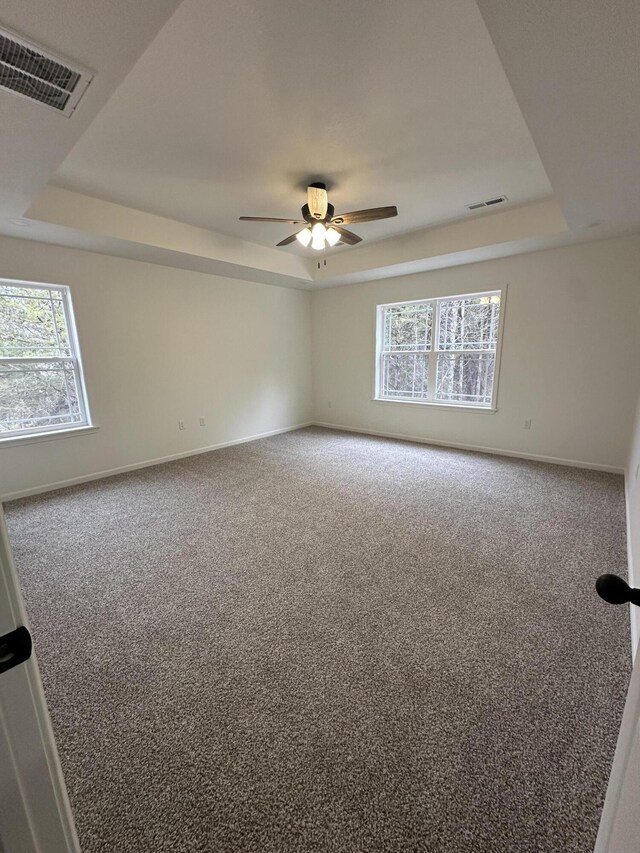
594, 635, 640, 852
0, 505, 79, 853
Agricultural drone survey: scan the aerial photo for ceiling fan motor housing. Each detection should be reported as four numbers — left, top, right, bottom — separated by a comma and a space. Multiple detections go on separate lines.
302, 202, 334, 224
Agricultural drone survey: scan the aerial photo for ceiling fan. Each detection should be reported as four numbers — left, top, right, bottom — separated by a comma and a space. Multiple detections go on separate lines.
239, 183, 398, 250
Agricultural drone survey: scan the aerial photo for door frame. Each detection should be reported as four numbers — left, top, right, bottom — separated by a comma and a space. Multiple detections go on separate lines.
0, 505, 80, 853
593, 628, 640, 852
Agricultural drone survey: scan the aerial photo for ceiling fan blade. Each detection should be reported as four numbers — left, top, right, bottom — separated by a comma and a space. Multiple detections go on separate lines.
332, 206, 398, 226
276, 232, 300, 247
239, 216, 305, 224
307, 185, 328, 220
333, 226, 362, 245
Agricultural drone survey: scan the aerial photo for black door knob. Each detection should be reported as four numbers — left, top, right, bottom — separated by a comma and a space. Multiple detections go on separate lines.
596, 574, 640, 607
0, 626, 32, 675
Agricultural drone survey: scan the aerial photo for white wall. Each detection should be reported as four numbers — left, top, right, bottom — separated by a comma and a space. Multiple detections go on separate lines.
0, 236, 312, 499
311, 235, 640, 471
2, 233, 639, 500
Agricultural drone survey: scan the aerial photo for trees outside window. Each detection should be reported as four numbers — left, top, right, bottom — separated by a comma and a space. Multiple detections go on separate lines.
376, 291, 503, 409
0, 280, 91, 438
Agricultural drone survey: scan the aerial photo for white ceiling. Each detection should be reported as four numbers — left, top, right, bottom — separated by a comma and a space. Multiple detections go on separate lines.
476, 0, 640, 234
50, 0, 552, 251
1, 0, 637, 289
0, 0, 181, 222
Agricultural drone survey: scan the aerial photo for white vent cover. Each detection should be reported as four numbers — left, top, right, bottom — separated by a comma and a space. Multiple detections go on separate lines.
466, 196, 508, 211
0, 26, 92, 116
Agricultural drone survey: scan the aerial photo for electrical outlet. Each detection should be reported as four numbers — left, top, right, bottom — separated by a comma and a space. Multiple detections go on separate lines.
328, 401, 332, 409
523, 419, 532, 430
178, 420, 185, 431
199, 416, 206, 427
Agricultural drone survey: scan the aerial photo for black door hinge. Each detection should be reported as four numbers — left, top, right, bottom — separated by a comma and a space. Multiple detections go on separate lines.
0, 626, 32, 675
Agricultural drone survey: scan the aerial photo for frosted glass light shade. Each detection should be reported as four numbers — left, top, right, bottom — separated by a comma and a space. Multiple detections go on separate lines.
325, 226, 341, 247
311, 222, 327, 250
296, 228, 312, 247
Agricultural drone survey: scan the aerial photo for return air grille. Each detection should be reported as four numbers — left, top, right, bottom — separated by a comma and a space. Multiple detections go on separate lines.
466, 196, 508, 211
0, 27, 92, 116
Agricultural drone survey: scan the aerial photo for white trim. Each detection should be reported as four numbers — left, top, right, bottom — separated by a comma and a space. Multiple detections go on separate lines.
0, 510, 81, 852
0, 279, 70, 295
624, 475, 639, 660
593, 624, 640, 853
0, 278, 93, 440
311, 421, 624, 474
371, 398, 496, 413
373, 286, 507, 410
0, 425, 99, 447
0, 422, 313, 502
376, 288, 503, 309
63, 284, 93, 430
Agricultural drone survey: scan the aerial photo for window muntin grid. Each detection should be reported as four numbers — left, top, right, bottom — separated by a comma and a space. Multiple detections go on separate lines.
0, 280, 91, 437
377, 291, 502, 408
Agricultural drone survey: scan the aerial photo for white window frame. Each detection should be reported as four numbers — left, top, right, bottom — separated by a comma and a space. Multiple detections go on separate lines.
0, 278, 93, 440
373, 287, 506, 412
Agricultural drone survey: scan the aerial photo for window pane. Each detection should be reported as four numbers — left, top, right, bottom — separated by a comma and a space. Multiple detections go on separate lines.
438, 295, 500, 351
436, 352, 495, 405
0, 287, 71, 357
52, 299, 71, 352
0, 361, 82, 433
384, 304, 432, 351
381, 352, 429, 399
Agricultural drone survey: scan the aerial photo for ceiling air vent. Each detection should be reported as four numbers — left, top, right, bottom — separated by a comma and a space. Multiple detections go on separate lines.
466, 195, 508, 212
0, 26, 92, 116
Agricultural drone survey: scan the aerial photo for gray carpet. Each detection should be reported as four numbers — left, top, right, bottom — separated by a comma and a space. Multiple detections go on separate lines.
4, 427, 631, 853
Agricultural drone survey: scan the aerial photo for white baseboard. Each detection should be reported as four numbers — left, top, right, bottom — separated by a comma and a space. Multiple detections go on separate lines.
1, 422, 313, 502
311, 421, 624, 474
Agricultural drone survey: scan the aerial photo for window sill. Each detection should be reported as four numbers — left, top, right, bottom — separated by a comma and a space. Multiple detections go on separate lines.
0, 424, 99, 447
372, 398, 496, 414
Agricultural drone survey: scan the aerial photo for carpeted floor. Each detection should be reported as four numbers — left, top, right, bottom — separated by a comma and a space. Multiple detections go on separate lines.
4, 427, 631, 853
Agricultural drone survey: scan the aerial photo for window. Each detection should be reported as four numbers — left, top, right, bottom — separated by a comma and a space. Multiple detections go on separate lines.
375, 290, 503, 409
0, 280, 91, 438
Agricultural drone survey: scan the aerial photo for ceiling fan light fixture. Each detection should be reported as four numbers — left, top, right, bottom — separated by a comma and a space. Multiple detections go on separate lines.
296, 227, 312, 247
239, 186, 396, 249
311, 221, 327, 250
325, 226, 341, 247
